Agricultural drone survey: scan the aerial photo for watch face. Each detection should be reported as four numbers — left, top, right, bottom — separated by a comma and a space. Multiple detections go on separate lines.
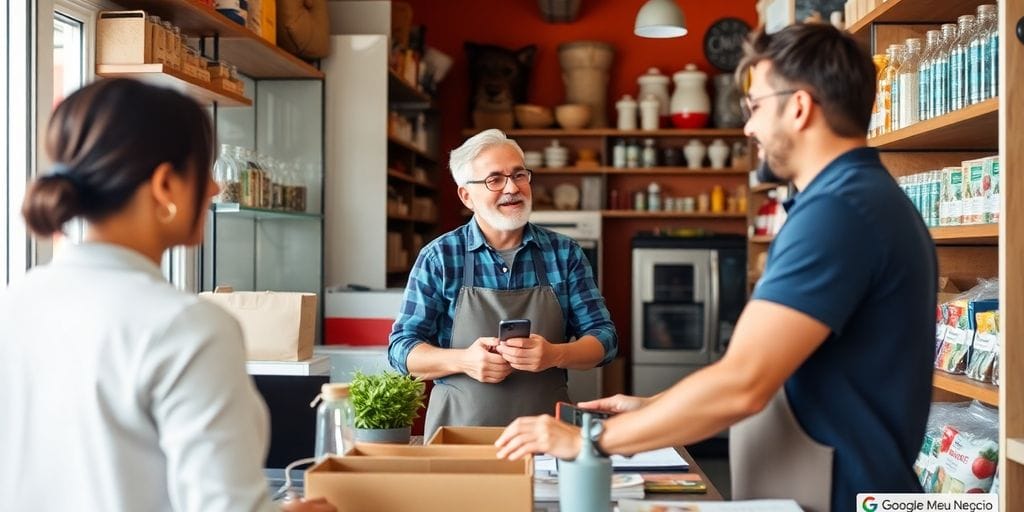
704, 17, 752, 72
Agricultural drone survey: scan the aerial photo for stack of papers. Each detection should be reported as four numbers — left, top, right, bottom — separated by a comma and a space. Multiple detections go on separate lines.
246, 355, 331, 376
612, 447, 689, 471
533, 473, 645, 502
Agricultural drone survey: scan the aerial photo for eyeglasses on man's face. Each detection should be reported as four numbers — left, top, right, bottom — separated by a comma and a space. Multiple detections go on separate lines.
739, 89, 800, 121
465, 169, 533, 192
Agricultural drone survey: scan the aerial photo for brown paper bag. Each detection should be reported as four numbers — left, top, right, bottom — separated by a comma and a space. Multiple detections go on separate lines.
200, 287, 317, 361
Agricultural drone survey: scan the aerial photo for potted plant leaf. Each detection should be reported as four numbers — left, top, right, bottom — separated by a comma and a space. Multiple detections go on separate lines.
349, 370, 426, 443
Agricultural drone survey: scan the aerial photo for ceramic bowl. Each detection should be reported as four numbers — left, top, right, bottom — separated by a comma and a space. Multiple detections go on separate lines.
514, 104, 555, 129
555, 104, 592, 130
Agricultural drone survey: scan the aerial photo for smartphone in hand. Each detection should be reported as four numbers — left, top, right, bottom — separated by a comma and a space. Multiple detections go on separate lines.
556, 401, 612, 426
498, 319, 531, 342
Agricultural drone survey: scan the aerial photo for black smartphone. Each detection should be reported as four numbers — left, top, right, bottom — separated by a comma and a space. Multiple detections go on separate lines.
498, 318, 531, 342
556, 401, 611, 426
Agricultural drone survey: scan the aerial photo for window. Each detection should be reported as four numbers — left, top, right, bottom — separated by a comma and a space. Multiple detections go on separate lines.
53, 12, 84, 108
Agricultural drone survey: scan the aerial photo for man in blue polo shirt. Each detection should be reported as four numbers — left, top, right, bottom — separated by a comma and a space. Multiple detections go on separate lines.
496, 24, 936, 512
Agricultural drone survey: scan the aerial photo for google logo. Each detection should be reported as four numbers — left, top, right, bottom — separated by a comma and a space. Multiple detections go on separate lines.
862, 496, 878, 512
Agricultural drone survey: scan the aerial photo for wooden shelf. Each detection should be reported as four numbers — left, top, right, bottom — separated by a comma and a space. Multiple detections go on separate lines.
388, 136, 437, 163
751, 183, 779, 193
387, 169, 436, 191
933, 371, 999, 406
868, 98, 998, 151
930, 224, 998, 245
749, 235, 774, 244
96, 63, 251, 107
110, 0, 323, 78
847, 0, 990, 44
532, 166, 748, 176
462, 128, 748, 138
1009, 439, 1024, 465
211, 203, 322, 220
388, 212, 437, 224
601, 210, 747, 219
388, 70, 431, 104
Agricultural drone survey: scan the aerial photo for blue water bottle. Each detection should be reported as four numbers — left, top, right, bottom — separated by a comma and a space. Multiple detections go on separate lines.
558, 413, 612, 512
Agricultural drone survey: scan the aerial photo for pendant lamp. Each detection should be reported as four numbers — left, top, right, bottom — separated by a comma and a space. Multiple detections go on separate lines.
634, 0, 687, 38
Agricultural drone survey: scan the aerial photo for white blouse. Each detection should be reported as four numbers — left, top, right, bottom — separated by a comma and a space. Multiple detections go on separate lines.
0, 243, 276, 512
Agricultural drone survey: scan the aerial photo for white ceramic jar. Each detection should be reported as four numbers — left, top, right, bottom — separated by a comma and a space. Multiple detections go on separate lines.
615, 94, 638, 131
637, 67, 670, 126
708, 139, 730, 169
670, 64, 711, 129
545, 139, 569, 168
684, 139, 706, 169
639, 94, 660, 131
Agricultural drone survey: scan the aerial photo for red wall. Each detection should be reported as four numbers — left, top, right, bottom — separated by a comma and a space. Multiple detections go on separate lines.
402, 0, 759, 229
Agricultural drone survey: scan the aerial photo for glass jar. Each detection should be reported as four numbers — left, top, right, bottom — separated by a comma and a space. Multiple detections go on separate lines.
214, 144, 241, 203
312, 383, 355, 459
641, 138, 657, 168
869, 53, 889, 137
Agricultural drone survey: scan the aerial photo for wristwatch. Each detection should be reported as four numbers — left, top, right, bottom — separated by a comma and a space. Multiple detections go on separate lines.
587, 419, 611, 458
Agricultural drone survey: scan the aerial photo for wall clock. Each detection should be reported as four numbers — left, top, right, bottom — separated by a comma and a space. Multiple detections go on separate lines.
704, 17, 752, 72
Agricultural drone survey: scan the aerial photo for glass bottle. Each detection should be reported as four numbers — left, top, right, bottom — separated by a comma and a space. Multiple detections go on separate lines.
918, 30, 942, 122
612, 138, 626, 168
870, 53, 889, 137
974, 4, 997, 102
625, 139, 640, 168
983, 5, 998, 100
312, 383, 355, 459
934, 23, 958, 119
897, 38, 922, 130
885, 44, 905, 134
949, 15, 975, 112
641, 138, 657, 168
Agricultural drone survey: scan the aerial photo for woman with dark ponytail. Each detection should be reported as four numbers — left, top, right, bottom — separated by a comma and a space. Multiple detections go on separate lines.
1, 79, 332, 512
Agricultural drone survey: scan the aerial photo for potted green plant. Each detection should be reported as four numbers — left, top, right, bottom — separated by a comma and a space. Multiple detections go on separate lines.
349, 370, 426, 443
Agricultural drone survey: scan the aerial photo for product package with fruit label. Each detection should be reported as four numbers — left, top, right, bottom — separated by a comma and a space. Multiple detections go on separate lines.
934, 280, 999, 374
917, 401, 999, 493
965, 311, 999, 384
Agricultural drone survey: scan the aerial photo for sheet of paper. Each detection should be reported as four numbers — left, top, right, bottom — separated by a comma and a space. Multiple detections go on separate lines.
534, 454, 558, 475
611, 447, 689, 470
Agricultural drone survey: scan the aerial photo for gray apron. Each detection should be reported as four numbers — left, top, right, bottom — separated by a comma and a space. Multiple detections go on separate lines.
730, 388, 834, 512
424, 244, 570, 439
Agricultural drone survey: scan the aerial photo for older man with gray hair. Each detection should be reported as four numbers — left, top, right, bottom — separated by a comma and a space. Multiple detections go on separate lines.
388, 129, 617, 438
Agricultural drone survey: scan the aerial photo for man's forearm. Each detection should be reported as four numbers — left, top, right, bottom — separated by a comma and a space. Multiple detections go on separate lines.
405, 342, 464, 380
553, 336, 607, 370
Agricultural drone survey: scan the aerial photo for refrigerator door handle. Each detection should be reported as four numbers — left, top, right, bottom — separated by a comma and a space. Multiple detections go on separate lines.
708, 251, 721, 357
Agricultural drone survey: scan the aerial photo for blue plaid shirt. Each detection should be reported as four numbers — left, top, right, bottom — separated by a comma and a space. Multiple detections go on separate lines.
388, 218, 618, 374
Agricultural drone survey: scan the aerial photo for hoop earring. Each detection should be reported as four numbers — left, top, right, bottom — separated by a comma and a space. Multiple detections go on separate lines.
158, 203, 178, 224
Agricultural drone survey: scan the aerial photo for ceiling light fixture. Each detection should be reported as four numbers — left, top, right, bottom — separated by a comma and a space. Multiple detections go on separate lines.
634, 0, 688, 38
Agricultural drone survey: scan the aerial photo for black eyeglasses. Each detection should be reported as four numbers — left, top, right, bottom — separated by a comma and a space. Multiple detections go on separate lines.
740, 89, 806, 120
465, 169, 533, 191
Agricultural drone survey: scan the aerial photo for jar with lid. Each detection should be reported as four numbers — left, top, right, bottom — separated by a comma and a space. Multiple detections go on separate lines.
634, 190, 646, 212
641, 138, 657, 168
639, 94, 660, 131
312, 383, 355, 458
934, 24, 958, 119
670, 64, 710, 129
637, 67, 670, 126
615, 94, 638, 131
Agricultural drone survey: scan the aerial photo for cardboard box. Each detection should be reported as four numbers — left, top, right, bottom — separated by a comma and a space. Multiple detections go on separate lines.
963, 158, 986, 225
427, 426, 504, 446
199, 288, 316, 361
97, 10, 152, 65
306, 444, 533, 512
427, 426, 505, 445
